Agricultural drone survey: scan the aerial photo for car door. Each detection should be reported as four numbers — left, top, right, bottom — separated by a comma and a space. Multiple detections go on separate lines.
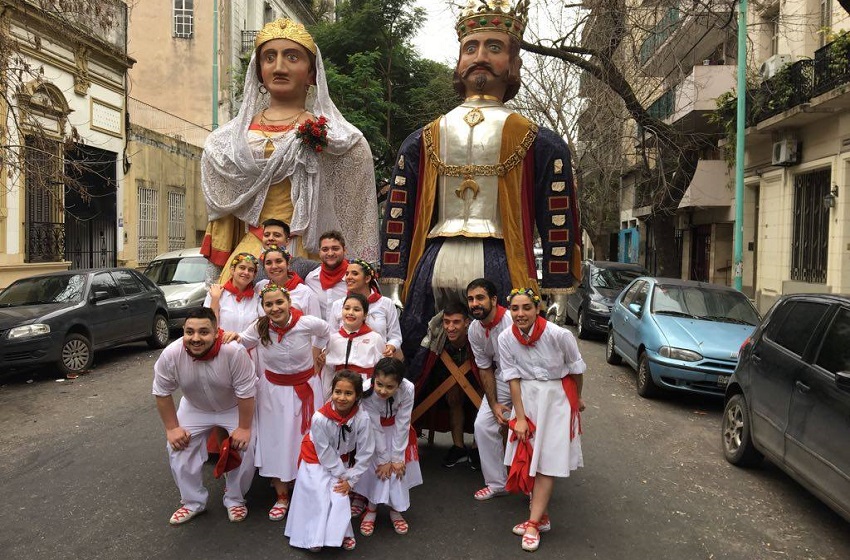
616, 280, 648, 367
111, 270, 154, 340
566, 263, 587, 323
748, 299, 830, 461
785, 304, 850, 514
88, 271, 126, 347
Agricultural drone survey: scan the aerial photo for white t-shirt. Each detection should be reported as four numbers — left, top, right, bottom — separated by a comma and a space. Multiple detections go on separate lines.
304, 266, 348, 322
498, 320, 586, 382
468, 306, 513, 381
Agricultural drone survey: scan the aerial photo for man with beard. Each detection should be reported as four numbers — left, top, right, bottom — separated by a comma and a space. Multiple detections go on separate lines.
466, 278, 514, 500
304, 230, 349, 321
379, 0, 581, 363
152, 307, 257, 525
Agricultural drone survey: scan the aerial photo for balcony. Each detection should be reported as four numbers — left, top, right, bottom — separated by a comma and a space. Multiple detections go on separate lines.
646, 64, 736, 131
242, 30, 259, 53
812, 39, 850, 98
751, 59, 814, 123
639, 2, 734, 77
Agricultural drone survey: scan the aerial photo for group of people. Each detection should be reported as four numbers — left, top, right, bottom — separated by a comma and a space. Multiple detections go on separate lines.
154, 1, 585, 553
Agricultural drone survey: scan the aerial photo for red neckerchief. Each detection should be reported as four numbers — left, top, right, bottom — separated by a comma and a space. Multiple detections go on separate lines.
222, 280, 254, 302
284, 272, 304, 291
482, 305, 507, 338
187, 328, 225, 361
512, 316, 548, 347
268, 308, 303, 342
339, 323, 372, 339
320, 259, 348, 290
367, 287, 381, 304
318, 401, 360, 425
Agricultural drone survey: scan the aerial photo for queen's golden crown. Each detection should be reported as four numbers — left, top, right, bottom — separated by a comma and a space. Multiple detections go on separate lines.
456, 0, 529, 41
254, 18, 316, 55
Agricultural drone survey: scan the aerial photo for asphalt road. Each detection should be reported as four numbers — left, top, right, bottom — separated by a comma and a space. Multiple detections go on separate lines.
1, 329, 849, 560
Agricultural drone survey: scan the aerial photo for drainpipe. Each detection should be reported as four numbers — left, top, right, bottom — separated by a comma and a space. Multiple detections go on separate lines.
733, 0, 747, 291
212, 1, 219, 130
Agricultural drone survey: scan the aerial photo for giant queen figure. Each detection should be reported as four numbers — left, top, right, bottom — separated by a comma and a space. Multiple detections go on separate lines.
380, 0, 581, 359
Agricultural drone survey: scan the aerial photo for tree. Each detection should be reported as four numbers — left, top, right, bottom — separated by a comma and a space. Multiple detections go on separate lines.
310, 0, 459, 184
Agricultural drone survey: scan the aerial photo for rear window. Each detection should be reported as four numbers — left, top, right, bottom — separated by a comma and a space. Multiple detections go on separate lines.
765, 300, 830, 356
145, 256, 207, 286
815, 307, 850, 374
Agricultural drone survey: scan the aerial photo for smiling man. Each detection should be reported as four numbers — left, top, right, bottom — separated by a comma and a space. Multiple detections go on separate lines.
380, 0, 581, 365
304, 230, 349, 321
152, 307, 257, 525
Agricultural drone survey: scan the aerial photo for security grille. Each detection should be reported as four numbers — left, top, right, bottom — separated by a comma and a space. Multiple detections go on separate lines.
173, 0, 194, 38
168, 190, 186, 251
24, 136, 64, 263
138, 185, 159, 265
791, 169, 830, 283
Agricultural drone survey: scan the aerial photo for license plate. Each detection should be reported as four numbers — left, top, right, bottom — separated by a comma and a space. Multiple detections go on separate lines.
717, 375, 730, 386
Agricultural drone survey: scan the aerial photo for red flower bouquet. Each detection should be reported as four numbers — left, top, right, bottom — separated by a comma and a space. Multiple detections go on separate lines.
296, 115, 329, 153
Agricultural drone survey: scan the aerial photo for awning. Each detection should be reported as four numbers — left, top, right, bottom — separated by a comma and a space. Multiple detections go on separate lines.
678, 160, 733, 209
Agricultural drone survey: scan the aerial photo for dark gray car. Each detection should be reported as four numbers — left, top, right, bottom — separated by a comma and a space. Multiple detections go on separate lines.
722, 293, 850, 522
565, 260, 648, 339
0, 268, 170, 376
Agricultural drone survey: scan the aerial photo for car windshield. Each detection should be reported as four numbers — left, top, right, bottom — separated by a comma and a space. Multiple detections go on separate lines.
144, 256, 207, 286
0, 274, 87, 306
651, 284, 760, 326
591, 267, 645, 290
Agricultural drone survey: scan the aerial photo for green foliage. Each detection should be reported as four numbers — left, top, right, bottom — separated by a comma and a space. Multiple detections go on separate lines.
310, 0, 460, 181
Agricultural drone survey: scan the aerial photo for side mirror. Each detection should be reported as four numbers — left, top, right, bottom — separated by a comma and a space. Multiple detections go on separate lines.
91, 290, 110, 302
628, 302, 642, 315
836, 371, 850, 392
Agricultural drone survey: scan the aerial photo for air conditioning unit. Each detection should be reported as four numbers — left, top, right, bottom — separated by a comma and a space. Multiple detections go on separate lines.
772, 139, 800, 166
760, 54, 794, 80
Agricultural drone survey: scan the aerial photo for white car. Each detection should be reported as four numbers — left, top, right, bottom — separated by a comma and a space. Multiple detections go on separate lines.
143, 248, 208, 329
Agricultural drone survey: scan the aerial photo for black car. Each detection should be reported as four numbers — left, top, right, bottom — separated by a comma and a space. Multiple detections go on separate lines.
722, 293, 850, 522
0, 268, 170, 376
564, 261, 648, 338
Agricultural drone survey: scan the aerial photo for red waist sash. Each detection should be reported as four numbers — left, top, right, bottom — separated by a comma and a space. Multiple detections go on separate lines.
560, 375, 582, 441
334, 364, 374, 378
299, 433, 351, 465
265, 367, 316, 434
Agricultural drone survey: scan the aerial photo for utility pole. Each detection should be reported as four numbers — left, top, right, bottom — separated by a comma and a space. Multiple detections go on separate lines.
212, 1, 219, 130
733, 0, 747, 291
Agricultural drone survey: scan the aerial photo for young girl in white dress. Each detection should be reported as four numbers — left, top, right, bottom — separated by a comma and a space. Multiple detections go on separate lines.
499, 288, 586, 552
255, 245, 321, 318
204, 252, 261, 333
285, 370, 376, 552
237, 283, 330, 522
320, 292, 386, 399
354, 357, 422, 537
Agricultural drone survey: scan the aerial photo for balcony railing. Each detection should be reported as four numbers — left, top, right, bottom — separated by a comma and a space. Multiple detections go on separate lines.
813, 39, 850, 97
751, 59, 814, 123
242, 30, 259, 53
639, 7, 681, 65
26, 222, 65, 264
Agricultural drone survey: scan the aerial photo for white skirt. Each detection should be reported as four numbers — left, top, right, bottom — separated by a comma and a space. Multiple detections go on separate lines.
284, 462, 353, 549
353, 426, 422, 512
504, 378, 583, 477
255, 373, 323, 481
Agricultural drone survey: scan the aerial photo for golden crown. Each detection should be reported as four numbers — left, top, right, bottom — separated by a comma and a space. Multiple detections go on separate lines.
457, 0, 529, 41
255, 18, 317, 55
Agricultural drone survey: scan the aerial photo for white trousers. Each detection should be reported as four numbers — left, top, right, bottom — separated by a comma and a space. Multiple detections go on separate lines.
473, 379, 512, 492
167, 397, 256, 511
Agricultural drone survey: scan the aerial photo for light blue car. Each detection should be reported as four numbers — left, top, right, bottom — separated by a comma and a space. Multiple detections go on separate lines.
605, 277, 760, 398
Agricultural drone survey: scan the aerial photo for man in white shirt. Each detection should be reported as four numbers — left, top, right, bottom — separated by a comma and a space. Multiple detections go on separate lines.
305, 230, 350, 321
467, 278, 514, 500
152, 307, 257, 525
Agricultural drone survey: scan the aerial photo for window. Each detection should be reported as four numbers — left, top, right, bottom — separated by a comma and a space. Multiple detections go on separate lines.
168, 191, 186, 252
24, 136, 64, 263
791, 169, 830, 283
766, 301, 830, 356
620, 281, 643, 307
138, 184, 159, 265
173, 0, 194, 39
820, 0, 832, 48
91, 272, 121, 300
816, 307, 850, 374
112, 270, 144, 296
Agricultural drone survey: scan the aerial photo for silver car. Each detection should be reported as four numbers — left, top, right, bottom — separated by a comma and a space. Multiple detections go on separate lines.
143, 248, 209, 329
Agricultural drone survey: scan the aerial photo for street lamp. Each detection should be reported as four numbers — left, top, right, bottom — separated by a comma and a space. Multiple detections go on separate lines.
823, 185, 838, 210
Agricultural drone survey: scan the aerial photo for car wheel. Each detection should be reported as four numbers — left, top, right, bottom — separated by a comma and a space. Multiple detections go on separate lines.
636, 353, 661, 398
577, 309, 588, 339
147, 313, 170, 349
59, 334, 93, 376
605, 329, 622, 365
722, 393, 763, 467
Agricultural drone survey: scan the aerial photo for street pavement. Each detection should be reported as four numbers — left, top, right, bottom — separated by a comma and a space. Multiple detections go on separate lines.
1, 329, 849, 560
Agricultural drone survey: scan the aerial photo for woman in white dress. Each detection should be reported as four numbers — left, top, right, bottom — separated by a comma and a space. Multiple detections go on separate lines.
204, 252, 261, 333
237, 283, 330, 522
499, 288, 586, 553
255, 244, 321, 318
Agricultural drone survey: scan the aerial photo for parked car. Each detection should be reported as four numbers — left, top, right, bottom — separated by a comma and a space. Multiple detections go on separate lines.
565, 260, 648, 339
606, 277, 760, 398
143, 247, 208, 329
721, 293, 850, 522
0, 268, 170, 376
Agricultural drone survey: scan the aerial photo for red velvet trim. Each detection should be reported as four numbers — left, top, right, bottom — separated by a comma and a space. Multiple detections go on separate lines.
201, 234, 232, 267
248, 224, 264, 242
548, 229, 570, 243
389, 189, 408, 204
549, 196, 570, 210
383, 252, 400, 265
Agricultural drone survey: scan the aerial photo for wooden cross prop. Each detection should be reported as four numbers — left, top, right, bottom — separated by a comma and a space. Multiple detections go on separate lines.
411, 350, 483, 423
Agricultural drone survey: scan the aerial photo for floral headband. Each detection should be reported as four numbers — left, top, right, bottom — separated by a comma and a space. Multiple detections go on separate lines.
508, 288, 541, 305
230, 252, 259, 269
260, 283, 289, 299
261, 244, 291, 263
350, 258, 378, 278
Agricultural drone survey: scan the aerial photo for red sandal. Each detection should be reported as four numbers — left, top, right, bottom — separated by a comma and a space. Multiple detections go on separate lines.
521, 520, 541, 552
360, 508, 377, 536
390, 510, 409, 535
268, 495, 289, 521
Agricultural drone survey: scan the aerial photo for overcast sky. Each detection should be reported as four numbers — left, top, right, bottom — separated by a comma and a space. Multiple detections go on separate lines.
411, 1, 459, 65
